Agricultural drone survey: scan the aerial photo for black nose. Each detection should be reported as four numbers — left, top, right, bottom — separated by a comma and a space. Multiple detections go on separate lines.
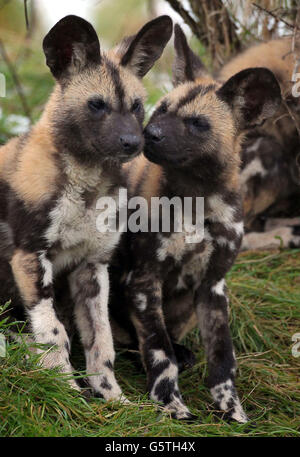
120, 134, 141, 153
144, 124, 164, 143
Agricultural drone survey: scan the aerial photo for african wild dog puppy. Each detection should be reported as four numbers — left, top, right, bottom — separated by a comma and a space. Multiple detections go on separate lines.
219, 37, 300, 250
109, 25, 281, 421
0, 15, 172, 398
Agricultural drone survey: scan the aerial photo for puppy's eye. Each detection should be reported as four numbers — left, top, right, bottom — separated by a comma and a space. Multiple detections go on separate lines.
88, 98, 107, 113
185, 116, 210, 132
132, 99, 142, 113
157, 102, 168, 114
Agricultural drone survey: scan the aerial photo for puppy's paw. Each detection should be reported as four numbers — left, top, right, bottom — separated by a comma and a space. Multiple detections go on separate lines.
211, 379, 248, 424
164, 397, 194, 421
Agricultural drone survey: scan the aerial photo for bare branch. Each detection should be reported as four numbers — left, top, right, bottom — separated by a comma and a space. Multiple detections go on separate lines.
286, 6, 300, 141
24, 0, 30, 32
252, 2, 294, 30
165, 0, 202, 41
165, 0, 240, 68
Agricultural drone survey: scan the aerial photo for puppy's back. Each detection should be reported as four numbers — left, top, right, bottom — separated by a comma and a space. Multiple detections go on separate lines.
219, 37, 293, 92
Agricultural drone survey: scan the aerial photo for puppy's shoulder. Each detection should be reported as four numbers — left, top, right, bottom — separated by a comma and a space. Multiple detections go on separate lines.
2, 126, 60, 207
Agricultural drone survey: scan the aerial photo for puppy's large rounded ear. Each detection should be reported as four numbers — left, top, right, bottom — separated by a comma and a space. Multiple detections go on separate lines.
217, 67, 281, 131
43, 15, 101, 81
120, 15, 173, 78
172, 24, 207, 86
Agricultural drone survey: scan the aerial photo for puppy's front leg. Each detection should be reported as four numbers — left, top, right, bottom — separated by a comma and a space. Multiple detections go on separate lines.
10, 250, 77, 388
127, 271, 193, 419
195, 237, 248, 423
69, 261, 124, 401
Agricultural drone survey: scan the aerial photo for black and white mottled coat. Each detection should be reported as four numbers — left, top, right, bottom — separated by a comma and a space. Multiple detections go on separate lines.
110, 25, 281, 422
110, 161, 246, 421
0, 14, 173, 399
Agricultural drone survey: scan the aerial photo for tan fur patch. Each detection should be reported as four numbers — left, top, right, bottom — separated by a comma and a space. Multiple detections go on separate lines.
10, 250, 39, 305
141, 162, 163, 204
1, 89, 61, 205
220, 38, 293, 88
124, 154, 164, 203
123, 154, 148, 194
243, 194, 255, 219
9, 128, 58, 205
252, 188, 278, 216
0, 137, 20, 178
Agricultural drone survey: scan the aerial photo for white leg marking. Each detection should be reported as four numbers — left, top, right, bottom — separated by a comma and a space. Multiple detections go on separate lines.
28, 298, 78, 389
39, 252, 53, 287
72, 263, 126, 402
233, 221, 244, 236
150, 349, 191, 419
211, 279, 225, 296
136, 293, 147, 312
211, 379, 248, 423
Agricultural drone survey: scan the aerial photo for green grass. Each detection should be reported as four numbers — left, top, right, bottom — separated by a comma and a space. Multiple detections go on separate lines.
1, 249, 299, 437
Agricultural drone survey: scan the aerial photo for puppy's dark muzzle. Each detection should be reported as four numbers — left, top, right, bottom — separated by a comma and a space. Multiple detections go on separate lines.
120, 134, 142, 154
144, 124, 165, 144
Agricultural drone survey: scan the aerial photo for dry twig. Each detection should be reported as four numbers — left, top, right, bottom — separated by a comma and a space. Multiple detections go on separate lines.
165, 0, 240, 68
164, 0, 201, 40
24, 0, 30, 32
283, 7, 300, 140
252, 2, 294, 30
